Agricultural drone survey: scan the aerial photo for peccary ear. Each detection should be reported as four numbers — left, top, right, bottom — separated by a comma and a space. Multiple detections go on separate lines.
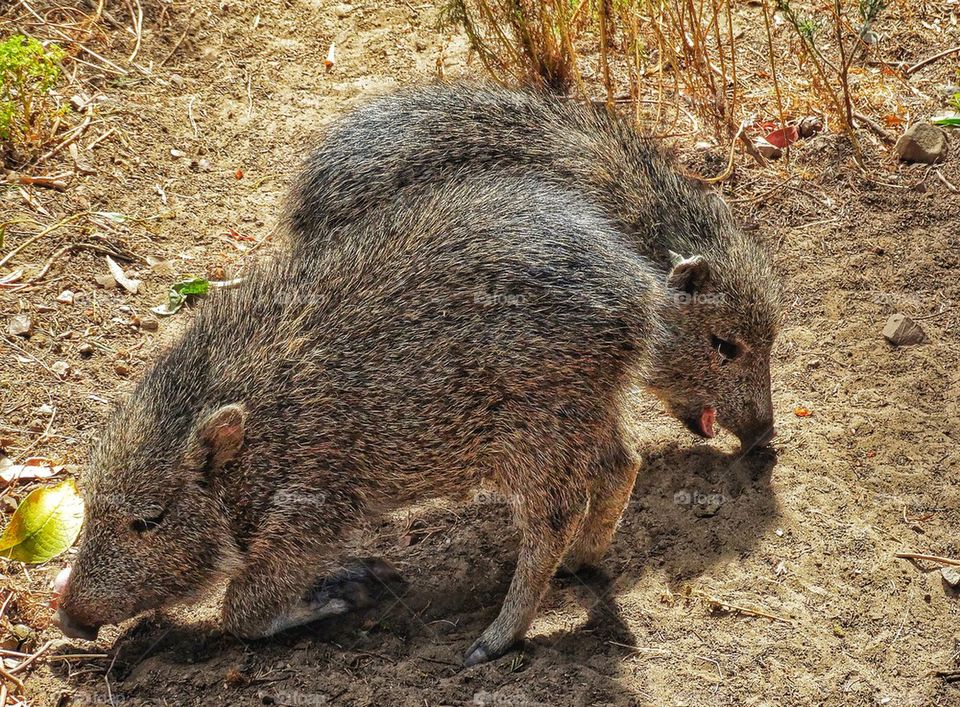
196, 404, 246, 470
667, 253, 710, 294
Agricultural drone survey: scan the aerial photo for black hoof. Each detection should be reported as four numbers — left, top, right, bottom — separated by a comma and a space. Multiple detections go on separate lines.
306, 558, 407, 612
463, 639, 492, 667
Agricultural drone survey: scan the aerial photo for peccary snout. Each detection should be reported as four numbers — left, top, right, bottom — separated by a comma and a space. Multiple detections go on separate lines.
736, 422, 776, 451
52, 606, 100, 641
51, 567, 101, 640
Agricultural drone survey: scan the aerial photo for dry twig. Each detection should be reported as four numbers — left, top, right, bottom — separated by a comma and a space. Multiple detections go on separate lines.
895, 552, 960, 567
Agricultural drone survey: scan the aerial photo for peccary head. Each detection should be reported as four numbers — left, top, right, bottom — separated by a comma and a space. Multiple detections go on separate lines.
645, 235, 781, 452
54, 398, 245, 640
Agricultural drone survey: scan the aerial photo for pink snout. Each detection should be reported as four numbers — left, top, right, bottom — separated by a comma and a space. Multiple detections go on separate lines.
50, 566, 101, 641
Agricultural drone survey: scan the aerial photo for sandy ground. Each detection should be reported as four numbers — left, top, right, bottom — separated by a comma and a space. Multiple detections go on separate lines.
1, 0, 959, 705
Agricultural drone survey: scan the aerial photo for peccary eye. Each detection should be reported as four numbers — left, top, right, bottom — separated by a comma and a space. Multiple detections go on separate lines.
131, 509, 166, 534
711, 335, 740, 364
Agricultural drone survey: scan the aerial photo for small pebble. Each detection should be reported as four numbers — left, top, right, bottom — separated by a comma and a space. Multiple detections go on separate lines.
7, 314, 32, 337
94, 274, 116, 289
170, 148, 187, 159
139, 317, 160, 332
894, 123, 948, 164
942, 566, 960, 587
69, 93, 90, 111
79, 343, 94, 357
755, 138, 782, 160
190, 157, 213, 172
882, 313, 925, 346
56, 290, 75, 305
51, 361, 70, 379
798, 116, 824, 138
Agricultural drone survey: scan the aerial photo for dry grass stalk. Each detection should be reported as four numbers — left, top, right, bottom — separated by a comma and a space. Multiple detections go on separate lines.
448, 0, 894, 174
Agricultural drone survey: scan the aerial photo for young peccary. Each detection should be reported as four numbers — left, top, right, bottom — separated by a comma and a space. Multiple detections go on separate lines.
288, 83, 780, 450
54, 175, 766, 666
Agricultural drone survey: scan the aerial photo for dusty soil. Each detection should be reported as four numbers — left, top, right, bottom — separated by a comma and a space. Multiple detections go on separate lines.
1, 1, 959, 705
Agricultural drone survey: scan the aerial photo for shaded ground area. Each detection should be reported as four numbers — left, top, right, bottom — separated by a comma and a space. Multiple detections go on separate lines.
1, 0, 959, 705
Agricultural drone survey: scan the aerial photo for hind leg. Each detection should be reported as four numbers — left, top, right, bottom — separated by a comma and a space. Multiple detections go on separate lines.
463, 477, 588, 666
562, 434, 638, 574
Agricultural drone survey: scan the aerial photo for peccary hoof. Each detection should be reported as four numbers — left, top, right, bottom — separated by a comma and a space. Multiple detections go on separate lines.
463, 639, 493, 667
463, 636, 520, 667
305, 558, 406, 617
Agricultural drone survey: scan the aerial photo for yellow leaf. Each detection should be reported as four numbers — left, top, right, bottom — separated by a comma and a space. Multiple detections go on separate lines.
0, 479, 84, 564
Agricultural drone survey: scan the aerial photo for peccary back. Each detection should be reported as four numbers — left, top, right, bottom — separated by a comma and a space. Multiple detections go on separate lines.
287, 83, 781, 451
289, 83, 734, 263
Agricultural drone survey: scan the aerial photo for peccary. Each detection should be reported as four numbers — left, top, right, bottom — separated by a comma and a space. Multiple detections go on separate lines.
52, 175, 748, 666
287, 83, 780, 449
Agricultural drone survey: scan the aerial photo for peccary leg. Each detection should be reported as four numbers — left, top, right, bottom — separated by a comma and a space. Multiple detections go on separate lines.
562, 436, 638, 574
223, 555, 404, 638
463, 481, 588, 666
221, 495, 403, 641
306, 557, 406, 618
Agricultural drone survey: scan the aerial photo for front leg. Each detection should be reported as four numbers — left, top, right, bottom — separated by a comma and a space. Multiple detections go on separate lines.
223, 555, 405, 638
219, 492, 402, 639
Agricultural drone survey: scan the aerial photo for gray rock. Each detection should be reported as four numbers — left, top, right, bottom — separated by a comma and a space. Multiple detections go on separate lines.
895, 123, 948, 164
882, 313, 925, 346
941, 566, 960, 588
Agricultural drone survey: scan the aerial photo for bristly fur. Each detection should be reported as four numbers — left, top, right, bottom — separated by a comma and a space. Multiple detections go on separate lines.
62, 176, 679, 663
286, 82, 781, 449
59, 84, 782, 665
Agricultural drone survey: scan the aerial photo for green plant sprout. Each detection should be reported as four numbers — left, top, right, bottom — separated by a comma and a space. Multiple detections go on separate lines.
0, 34, 68, 163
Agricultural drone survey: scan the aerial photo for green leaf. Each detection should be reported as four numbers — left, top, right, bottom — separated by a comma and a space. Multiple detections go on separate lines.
931, 115, 960, 127
172, 277, 210, 297
0, 479, 84, 564
152, 277, 210, 316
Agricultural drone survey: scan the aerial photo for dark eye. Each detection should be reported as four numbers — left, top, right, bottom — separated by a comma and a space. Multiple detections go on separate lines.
131, 509, 166, 534
711, 335, 740, 364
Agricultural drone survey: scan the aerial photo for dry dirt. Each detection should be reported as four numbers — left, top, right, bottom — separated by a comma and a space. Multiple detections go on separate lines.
1, 1, 959, 705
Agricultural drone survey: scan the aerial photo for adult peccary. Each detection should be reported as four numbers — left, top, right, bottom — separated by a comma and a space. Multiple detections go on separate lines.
53, 175, 774, 666
287, 83, 780, 450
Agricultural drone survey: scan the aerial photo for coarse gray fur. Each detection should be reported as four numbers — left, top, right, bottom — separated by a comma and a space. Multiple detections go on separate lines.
57, 176, 693, 666
287, 83, 781, 449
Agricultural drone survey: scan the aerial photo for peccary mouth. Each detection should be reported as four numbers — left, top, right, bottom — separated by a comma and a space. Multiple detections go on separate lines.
683, 406, 717, 439
52, 608, 101, 641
